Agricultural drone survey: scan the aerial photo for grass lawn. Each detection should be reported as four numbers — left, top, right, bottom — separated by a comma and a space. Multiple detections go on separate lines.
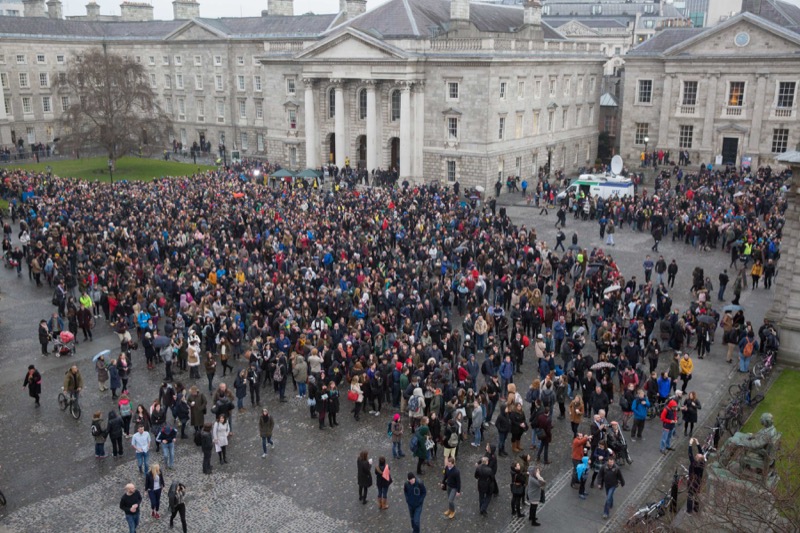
11, 156, 215, 182
741, 368, 800, 495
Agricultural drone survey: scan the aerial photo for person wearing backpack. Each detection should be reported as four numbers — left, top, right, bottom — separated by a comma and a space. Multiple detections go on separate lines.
92, 411, 108, 458
412, 423, 431, 475
108, 411, 125, 457
738, 333, 758, 373
409, 387, 426, 433
168, 481, 187, 533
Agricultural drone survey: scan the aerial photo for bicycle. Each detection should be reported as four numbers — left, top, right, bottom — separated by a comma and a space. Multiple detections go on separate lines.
728, 376, 764, 407
718, 399, 745, 436
647, 398, 666, 420
702, 423, 720, 456
625, 489, 676, 528
752, 349, 776, 381
58, 389, 82, 420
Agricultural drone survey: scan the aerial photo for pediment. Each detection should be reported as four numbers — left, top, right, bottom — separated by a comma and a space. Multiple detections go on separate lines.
556, 20, 598, 37
164, 20, 226, 41
716, 123, 749, 134
442, 107, 462, 116
665, 15, 800, 57
296, 28, 407, 60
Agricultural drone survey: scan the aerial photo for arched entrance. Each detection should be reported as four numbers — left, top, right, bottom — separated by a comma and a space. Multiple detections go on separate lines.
327, 133, 336, 164
356, 135, 367, 170
389, 137, 400, 171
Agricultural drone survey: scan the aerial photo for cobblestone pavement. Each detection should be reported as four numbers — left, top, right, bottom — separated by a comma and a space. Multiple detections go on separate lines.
0, 189, 776, 533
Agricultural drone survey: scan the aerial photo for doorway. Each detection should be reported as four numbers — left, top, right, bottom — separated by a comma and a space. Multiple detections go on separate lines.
721, 137, 738, 165
328, 134, 336, 164
389, 137, 399, 171
356, 135, 367, 170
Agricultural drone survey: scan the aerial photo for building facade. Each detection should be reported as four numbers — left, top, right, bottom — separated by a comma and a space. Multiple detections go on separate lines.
0, 0, 605, 188
620, 5, 800, 168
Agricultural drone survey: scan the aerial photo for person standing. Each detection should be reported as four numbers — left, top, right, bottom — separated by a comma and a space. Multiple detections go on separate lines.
95, 356, 109, 392
23, 364, 42, 407
145, 464, 164, 519
643, 255, 654, 284
188, 386, 207, 434
200, 422, 213, 474
119, 483, 143, 533
357, 450, 373, 504
441, 456, 461, 519
667, 259, 678, 288
718, 269, 729, 301
258, 408, 275, 458
686, 437, 706, 514
679, 353, 693, 392
391, 413, 405, 458
157, 420, 177, 469
38, 319, 50, 355
599, 456, 625, 519
659, 399, 678, 454
475, 457, 493, 516
168, 482, 187, 533
526, 465, 545, 527
212, 414, 230, 465
403, 473, 427, 533
605, 220, 615, 246
108, 411, 125, 458
510, 461, 526, 517
681, 391, 702, 437
738, 333, 758, 373
131, 425, 151, 475
92, 411, 108, 458
374, 456, 392, 510
204, 352, 217, 393
109, 360, 121, 399
630, 389, 650, 441
568, 394, 583, 438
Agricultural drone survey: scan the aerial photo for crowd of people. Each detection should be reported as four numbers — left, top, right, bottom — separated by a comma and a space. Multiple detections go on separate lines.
2, 157, 785, 531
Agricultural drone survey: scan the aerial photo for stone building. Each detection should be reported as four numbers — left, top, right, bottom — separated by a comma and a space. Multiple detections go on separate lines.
0, 0, 606, 187
619, 1, 800, 168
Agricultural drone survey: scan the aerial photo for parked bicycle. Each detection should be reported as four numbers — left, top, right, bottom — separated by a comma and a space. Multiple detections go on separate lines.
625, 489, 676, 528
647, 397, 667, 420
702, 423, 721, 457
752, 349, 776, 381
58, 389, 81, 420
718, 398, 745, 436
728, 376, 764, 407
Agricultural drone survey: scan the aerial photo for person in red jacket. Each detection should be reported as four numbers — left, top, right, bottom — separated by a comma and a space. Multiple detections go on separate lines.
659, 399, 678, 454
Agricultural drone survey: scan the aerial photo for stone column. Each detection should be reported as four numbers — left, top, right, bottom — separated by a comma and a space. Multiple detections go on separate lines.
365, 80, 378, 172
701, 74, 719, 154
748, 74, 768, 157
413, 81, 425, 180
332, 79, 345, 169
303, 78, 317, 169
399, 82, 412, 180
658, 74, 674, 147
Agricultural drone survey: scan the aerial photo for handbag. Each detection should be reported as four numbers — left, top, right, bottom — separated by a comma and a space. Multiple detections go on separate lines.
425, 438, 435, 450
539, 487, 546, 504
307, 398, 316, 407
511, 483, 524, 496
347, 390, 359, 402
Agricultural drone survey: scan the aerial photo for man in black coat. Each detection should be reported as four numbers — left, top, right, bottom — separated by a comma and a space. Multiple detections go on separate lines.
475, 457, 494, 516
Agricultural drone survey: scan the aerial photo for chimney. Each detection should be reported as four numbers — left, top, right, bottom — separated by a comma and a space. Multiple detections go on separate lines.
450, 0, 470, 24
268, 0, 294, 16
46, 0, 63, 19
85, 1, 100, 18
339, 0, 366, 20
172, 0, 200, 20
22, 0, 46, 17
120, 1, 154, 21
524, 0, 542, 26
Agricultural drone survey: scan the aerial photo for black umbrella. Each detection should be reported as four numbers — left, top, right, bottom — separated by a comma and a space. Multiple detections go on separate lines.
153, 335, 171, 349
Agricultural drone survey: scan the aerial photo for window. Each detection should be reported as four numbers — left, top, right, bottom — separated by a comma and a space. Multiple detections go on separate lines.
179, 128, 187, 146
174, 55, 182, 66
358, 89, 367, 120
255, 100, 263, 119
135, 56, 141, 64
644, 19, 655, 29
178, 98, 185, 120
448, 81, 459, 100
562, 108, 568, 129
216, 100, 225, 122
288, 108, 297, 128
239, 100, 246, 119
16, 54, 26, 64
197, 99, 204, 121
635, 123, 649, 145
447, 160, 456, 182
164, 75, 172, 89
58, 72, 67, 85
575, 105, 581, 126
533, 111, 540, 134
518, 80, 525, 99
548, 110, 555, 131
176, 74, 184, 90
0, 55, 5, 64
637, 80, 653, 104
195, 75, 203, 90
237, 56, 244, 66
289, 146, 297, 166
591, 4, 602, 14
588, 105, 594, 124
532, 153, 538, 176
194, 55, 201, 66
447, 117, 459, 139
286, 78, 296, 95
4, 98, 11, 115
162, 56, 169, 65
38, 72, 49, 88
515, 113, 523, 139
391, 90, 400, 122
240, 132, 248, 150
165, 99, 173, 115
777, 82, 796, 108
36, 54, 45, 64
257, 133, 265, 152
215, 75, 223, 91
0, 73, 7, 89
26, 127, 35, 144
604, 115, 616, 133
18, 73, 28, 88
214, 55, 222, 66
590, 77, 596, 94
22, 96, 32, 114
42, 96, 51, 113
150, 73, 157, 89
254, 76, 262, 92
535, 79, 542, 99
516, 156, 522, 177
329, 88, 336, 118
500, 81, 507, 99
498, 116, 506, 140
236, 75, 244, 91
577, 77, 584, 96
614, 46, 622, 56
682, 81, 698, 105
728, 81, 745, 107
564, 78, 571, 96
60, 95, 69, 112
772, 128, 789, 153
679, 125, 693, 149
148, 56, 155, 65
549, 78, 557, 97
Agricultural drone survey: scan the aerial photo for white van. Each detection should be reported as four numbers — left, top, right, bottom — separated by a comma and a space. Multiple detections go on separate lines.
556, 174, 634, 201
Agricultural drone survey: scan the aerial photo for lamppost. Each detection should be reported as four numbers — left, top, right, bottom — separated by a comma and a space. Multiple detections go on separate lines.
107, 158, 114, 184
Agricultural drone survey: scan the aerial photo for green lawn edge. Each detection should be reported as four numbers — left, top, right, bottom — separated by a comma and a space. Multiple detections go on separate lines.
8, 156, 215, 182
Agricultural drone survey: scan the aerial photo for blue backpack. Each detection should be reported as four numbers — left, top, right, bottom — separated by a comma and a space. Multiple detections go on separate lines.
409, 434, 419, 453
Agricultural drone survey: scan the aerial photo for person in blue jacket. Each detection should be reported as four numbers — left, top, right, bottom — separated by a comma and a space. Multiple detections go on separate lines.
576, 456, 590, 499
630, 389, 650, 441
657, 372, 672, 402
404, 472, 427, 533
499, 355, 514, 397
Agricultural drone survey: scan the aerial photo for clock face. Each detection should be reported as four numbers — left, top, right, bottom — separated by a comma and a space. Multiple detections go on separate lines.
734, 32, 750, 47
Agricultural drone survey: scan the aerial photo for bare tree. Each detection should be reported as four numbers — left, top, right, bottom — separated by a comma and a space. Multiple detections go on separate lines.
57, 47, 171, 162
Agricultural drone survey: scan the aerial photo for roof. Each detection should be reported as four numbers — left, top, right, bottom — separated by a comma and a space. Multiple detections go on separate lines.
744, 0, 800, 27
548, 17, 628, 29
339, 0, 566, 39
0, 12, 338, 40
599, 92, 618, 107
540, 2, 686, 19
625, 28, 704, 55
776, 150, 800, 164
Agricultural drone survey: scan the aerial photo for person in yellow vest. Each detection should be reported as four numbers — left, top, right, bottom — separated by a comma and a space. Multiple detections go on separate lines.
640, 151, 646, 167
742, 242, 753, 267
345, 156, 350, 168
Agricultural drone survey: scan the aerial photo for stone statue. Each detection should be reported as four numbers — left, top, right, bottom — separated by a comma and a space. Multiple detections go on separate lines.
719, 413, 781, 483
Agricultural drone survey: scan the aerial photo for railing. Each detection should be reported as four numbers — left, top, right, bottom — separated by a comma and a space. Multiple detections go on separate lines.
774, 108, 793, 118
724, 106, 744, 117
678, 105, 696, 115
430, 38, 482, 51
